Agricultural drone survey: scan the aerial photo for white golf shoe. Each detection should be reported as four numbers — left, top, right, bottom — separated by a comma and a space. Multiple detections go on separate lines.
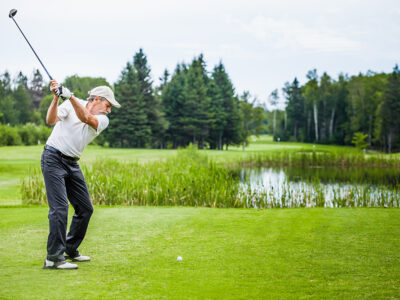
65, 254, 91, 262
43, 259, 78, 270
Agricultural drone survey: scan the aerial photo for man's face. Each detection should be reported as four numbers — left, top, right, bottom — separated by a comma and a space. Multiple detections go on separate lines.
88, 96, 112, 115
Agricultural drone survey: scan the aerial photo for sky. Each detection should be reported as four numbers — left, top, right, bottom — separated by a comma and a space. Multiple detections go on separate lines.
1, 0, 399, 108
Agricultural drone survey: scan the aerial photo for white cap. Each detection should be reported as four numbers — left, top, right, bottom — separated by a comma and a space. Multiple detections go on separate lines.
88, 86, 121, 108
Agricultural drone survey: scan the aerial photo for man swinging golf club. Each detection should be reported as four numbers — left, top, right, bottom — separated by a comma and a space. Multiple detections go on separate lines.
42, 80, 120, 269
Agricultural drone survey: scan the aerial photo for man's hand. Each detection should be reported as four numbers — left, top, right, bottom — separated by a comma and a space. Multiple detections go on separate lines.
49, 80, 73, 100
49, 80, 60, 97
57, 86, 73, 100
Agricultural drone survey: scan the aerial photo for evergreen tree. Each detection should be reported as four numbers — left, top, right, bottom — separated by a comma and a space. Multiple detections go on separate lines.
0, 71, 17, 124
134, 49, 167, 148
182, 55, 212, 149
107, 59, 150, 147
377, 65, 400, 153
29, 69, 45, 109
284, 78, 305, 141
13, 72, 33, 124
209, 62, 234, 150
162, 64, 188, 148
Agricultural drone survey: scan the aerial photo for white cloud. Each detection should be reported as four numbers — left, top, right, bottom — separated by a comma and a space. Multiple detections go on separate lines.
240, 16, 360, 53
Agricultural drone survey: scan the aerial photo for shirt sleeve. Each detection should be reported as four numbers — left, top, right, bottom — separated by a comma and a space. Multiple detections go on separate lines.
57, 100, 71, 120
93, 115, 109, 135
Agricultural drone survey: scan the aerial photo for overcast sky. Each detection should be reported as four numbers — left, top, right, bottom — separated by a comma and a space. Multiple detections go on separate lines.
1, 0, 399, 107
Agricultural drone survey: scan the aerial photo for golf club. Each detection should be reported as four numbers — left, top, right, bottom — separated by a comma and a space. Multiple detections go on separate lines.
9, 9, 54, 80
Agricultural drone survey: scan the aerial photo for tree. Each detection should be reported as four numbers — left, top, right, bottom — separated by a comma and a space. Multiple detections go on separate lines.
209, 62, 234, 150
162, 64, 188, 148
13, 72, 33, 124
351, 132, 369, 150
377, 65, 400, 153
303, 69, 319, 142
284, 78, 305, 141
29, 69, 46, 109
106, 57, 151, 147
63, 75, 111, 99
239, 91, 265, 151
0, 71, 18, 125
134, 49, 167, 148
181, 55, 212, 149
268, 89, 279, 135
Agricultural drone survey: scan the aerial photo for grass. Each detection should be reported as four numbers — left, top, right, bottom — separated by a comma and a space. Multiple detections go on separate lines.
1, 136, 400, 298
0, 206, 399, 299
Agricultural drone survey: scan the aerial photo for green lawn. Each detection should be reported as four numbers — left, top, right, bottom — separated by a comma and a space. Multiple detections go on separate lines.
1, 137, 400, 298
0, 207, 399, 299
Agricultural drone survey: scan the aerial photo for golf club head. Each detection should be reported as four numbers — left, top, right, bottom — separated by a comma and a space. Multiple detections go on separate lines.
9, 9, 17, 18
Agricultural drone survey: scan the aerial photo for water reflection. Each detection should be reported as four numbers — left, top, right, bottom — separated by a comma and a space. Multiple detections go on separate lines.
238, 167, 400, 208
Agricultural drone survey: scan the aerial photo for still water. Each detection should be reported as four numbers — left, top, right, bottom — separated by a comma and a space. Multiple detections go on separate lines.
239, 166, 400, 208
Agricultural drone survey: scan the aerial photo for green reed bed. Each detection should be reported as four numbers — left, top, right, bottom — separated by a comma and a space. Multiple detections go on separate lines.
21, 146, 400, 208
21, 147, 243, 207
234, 148, 400, 168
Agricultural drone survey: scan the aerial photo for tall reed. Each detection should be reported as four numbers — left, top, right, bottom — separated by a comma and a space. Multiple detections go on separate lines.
21, 146, 243, 207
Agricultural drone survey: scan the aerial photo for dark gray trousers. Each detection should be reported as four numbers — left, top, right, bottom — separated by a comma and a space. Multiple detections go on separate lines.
41, 147, 93, 262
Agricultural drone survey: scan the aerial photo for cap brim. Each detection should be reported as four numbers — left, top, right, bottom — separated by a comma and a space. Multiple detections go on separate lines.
111, 101, 121, 108
105, 98, 121, 108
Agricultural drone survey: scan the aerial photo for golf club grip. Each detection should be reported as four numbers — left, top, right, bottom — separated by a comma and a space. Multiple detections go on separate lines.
11, 17, 53, 80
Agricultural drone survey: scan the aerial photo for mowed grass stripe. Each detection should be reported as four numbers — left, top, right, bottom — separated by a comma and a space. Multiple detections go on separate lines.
0, 207, 399, 299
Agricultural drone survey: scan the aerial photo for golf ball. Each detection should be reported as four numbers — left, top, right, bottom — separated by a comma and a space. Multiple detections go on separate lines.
177, 256, 182, 262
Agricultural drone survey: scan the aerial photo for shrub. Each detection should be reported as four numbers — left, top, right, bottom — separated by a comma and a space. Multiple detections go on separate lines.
0, 124, 22, 146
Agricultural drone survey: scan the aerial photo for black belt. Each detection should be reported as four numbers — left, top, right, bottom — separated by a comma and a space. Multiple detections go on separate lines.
44, 145, 80, 161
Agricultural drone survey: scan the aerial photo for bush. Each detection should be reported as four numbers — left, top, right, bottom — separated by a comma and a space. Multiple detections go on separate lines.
17, 123, 52, 145
0, 123, 52, 146
0, 124, 22, 146
18, 123, 39, 145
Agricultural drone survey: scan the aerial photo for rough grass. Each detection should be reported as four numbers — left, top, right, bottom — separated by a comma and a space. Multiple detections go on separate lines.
0, 207, 399, 299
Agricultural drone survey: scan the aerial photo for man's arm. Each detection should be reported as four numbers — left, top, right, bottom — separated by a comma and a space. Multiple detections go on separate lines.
46, 80, 61, 125
69, 96, 99, 130
46, 96, 61, 125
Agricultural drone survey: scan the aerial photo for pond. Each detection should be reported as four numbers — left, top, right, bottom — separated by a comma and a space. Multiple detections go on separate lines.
238, 166, 400, 208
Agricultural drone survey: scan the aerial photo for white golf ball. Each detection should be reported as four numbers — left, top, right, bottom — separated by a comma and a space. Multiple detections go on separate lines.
177, 256, 183, 262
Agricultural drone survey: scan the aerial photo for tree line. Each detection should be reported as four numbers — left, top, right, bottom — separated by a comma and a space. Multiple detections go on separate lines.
0, 49, 265, 150
1, 48, 399, 152
268, 66, 400, 153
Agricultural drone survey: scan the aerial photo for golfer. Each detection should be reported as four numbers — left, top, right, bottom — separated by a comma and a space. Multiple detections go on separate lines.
42, 80, 120, 269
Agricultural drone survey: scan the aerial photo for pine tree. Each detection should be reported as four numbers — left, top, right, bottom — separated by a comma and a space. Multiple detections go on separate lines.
284, 78, 305, 141
133, 49, 167, 148
29, 69, 45, 109
377, 65, 400, 153
182, 55, 212, 149
14, 71, 32, 124
107, 60, 150, 147
162, 64, 188, 148
209, 62, 234, 150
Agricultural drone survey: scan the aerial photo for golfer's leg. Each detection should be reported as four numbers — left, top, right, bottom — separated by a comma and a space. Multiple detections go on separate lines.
41, 151, 69, 262
65, 163, 93, 257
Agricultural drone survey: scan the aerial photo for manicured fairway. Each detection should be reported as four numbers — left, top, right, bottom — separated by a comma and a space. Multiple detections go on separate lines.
0, 207, 399, 299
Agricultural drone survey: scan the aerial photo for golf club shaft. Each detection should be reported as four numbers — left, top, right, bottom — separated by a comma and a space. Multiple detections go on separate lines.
11, 17, 53, 80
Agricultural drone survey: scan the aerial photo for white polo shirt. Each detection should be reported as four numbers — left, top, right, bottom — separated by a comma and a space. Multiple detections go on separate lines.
46, 99, 109, 158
